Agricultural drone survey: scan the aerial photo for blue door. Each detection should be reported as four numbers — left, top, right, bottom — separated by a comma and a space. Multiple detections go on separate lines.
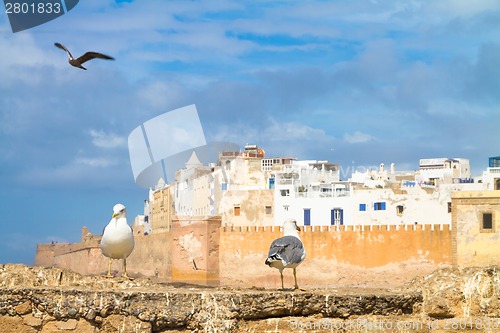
304, 209, 311, 226
268, 177, 275, 189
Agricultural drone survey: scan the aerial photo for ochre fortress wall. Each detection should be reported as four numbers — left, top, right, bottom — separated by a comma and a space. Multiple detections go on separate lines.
35, 218, 451, 288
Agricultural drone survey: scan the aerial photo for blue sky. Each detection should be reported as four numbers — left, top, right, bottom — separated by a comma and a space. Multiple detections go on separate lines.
1, 0, 499, 264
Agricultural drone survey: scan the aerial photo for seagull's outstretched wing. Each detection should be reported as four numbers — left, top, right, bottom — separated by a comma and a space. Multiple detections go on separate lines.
77, 52, 114, 64
54, 42, 73, 58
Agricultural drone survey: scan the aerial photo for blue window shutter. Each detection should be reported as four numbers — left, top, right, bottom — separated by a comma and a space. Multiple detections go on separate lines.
304, 209, 311, 226
340, 209, 344, 225
359, 204, 366, 211
381, 202, 386, 210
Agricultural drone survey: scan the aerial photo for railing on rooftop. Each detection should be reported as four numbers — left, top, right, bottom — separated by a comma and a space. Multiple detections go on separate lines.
453, 178, 474, 183
220, 152, 264, 158
488, 167, 500, 174
403, 180, 435, 188
296, 190, 350, 198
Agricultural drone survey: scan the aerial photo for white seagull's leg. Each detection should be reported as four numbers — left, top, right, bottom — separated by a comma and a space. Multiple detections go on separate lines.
106, 258, 112, 278
293, 268, 299, 290
122, 258, 134, 280
123, 258, 128, 278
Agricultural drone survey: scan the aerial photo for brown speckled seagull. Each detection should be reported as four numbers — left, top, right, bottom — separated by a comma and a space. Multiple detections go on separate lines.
54, 42, 114, 70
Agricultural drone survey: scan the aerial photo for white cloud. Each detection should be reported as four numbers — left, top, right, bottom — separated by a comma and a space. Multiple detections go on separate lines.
17, 156, 127, 188
74, 157, 117, 168
210, 119, 331, 144
137, 81, 185, 110
344, 131, 376, 144
264, 120, 329, 141
89, 130, 127, 149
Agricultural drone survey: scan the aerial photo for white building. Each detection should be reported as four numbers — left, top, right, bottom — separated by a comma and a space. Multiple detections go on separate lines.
417, 158, 472, 185
273, 160, 350, 226
172, 152, 213, 217
146, 145, 494, 229
133, 214, 152, 235
274, 159, 457, 227
169, 145, 283, 226
481, 156, 500, 190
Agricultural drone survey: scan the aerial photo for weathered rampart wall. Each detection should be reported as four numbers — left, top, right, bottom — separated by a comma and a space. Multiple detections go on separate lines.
35, 219, 451, 288
220, 224, 452, 288
451, 191, 500, 268
2, 265, 500, 333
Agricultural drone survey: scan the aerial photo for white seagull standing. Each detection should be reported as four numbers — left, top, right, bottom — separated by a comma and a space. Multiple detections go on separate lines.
265, 218, 306, 290
100, 204, 135, 279
54, 42, 114, 70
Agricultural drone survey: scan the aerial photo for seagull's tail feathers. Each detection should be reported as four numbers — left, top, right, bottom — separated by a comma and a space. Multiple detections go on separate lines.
265, 253, 283, 266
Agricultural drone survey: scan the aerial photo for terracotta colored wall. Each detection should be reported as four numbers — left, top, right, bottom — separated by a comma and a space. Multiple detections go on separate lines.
41, 232, 174, 279
219, 224, 452, 288
35, 221, 451, 288
35, 218, 218, 284
170, 217, 220, 285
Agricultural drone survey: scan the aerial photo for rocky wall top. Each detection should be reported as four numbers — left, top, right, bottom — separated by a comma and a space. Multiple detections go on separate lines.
1, 264, 500, 332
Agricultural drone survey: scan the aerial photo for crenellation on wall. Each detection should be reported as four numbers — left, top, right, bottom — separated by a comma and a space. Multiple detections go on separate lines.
35, 219, 452, 288
218, 223, 450, 234
219, 223, 452, 288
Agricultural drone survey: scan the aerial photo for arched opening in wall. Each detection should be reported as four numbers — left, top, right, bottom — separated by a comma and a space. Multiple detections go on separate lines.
225, 160, 231, 170
495, 178, 500, 190
396, 205, 404, 216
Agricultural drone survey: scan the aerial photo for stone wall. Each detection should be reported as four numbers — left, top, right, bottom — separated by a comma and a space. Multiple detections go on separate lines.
2, 264, 500, 333
36, 218, 452, 288
451, 190, 500, 268
219, 224, 452, 289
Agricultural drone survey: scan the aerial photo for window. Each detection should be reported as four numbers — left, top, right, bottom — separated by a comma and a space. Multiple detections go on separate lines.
496, 179, 500, 191
283, 205, 289, 211
225, 160, 231, 170
359, 204, 366, 211
265, 206, 272, 214
222, 183, 227, 190
304, 208, 311, 226
374, 202, 386, 211
331, 208, 344, 225
481, 213, 493, 232
261, 159, 273, 171
396, 205, 404, 216
234, 206, 240, 216
447, 202, 452, 213
280, 189, 290, 197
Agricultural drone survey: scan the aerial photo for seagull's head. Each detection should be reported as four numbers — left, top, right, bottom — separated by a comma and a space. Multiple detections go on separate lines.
112, 203, 126, 218
283, 218, 300, 232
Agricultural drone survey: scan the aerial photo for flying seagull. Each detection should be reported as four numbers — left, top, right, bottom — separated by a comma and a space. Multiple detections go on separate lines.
265, 218, 306, 290
54, 42, 114, 70
100, 204, 135, 279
